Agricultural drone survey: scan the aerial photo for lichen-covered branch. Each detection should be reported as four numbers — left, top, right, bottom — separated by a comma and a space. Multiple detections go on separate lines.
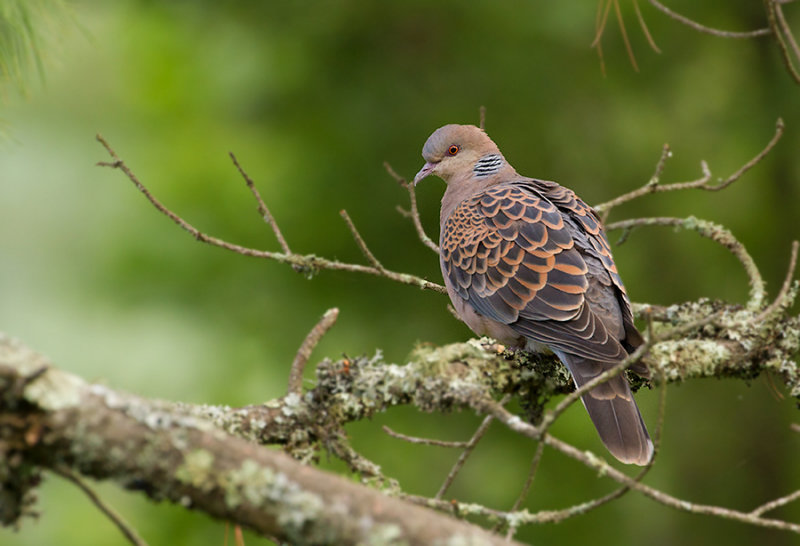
0, 334, 518, 546
2, 274, 799, 540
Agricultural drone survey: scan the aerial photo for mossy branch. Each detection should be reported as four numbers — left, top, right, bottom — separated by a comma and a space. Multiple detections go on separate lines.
2, 282, 798, 539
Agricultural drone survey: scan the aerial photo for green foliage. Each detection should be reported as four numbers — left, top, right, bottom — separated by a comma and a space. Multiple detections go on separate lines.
0, 0, 72, 94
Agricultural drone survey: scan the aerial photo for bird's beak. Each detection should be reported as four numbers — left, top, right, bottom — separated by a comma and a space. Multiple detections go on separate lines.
413, 161, 437, 186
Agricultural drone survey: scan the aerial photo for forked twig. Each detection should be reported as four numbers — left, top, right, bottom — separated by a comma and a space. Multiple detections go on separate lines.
229, 152, 291, 255
473, 396, 800, 534
436, 409, 498, 500
543, 434, 800, 533
340, 210, 385, 271
596, 119, 784, 217
498, 442, 545, 539
384, 161, 440, 254
96, 135, 446, 295
750, 489, 800, 517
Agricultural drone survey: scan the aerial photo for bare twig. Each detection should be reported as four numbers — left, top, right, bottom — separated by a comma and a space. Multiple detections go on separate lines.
339, 210, 385, 271
229, 152, 291, 255
750, 489, 800, 517
774, 1, 800, 61
596, 119, 784, 216
475, 394, 800, 534
592, 0, 614, 48
648, 0, 771, 38
479, 106, 486, 130
382, 426, 469, 448
97, 135, 446, 294
53, 466, 148, 546
606, 216, 766, 309
508, 442, 544, 514
384, 161, 440, 254
756, 241, 799, 322
633, 0, 661, 53
713, 118, 785, 191
614, 0, 639, 71
498, 442, 545, 539
766, 0, 800, 84
436, 403, 505, 500
543, 434, 800, 533
287, 308, 339, 395
593, 0, 610, 75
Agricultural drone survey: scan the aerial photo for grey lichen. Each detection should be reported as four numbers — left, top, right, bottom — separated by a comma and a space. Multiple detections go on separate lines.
225, 459, 324, 541
175, 449, 216, 493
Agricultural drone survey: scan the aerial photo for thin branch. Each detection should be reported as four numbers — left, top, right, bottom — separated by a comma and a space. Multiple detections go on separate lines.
479, 106, 487, 131
614, 0, 639, 71
606, 216, 766, 309
53, 466, 148, 546
526, 377, 665, 528
596, 119, 784, 216
288, 308, 339, 396
750, 489, 800, 517
633, 0, 661, 53
508, 442, 544, 514
497, 442, 545, 539
96, 135, 446, 295
435, 411, 497, 500
382, 426, 469, 448
473, 395, 800, 534
526, 463, 654, 525
756, 241, 799, 322
384, 161, 440, 254
774, 1, 800, 61
229, 152, 291, 255
712, 117, 785, 191
592, 0, 614, 47
339, 210, 385, 271
648, 0, 771, 38
543, 434, 800, 534
766, 0, 800, 84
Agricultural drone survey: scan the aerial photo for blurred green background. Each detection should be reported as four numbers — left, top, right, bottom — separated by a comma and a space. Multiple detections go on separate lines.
1, 1, 799, 545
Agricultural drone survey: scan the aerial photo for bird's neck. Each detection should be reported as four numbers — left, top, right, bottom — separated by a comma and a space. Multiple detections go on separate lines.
439, 163, 519, 228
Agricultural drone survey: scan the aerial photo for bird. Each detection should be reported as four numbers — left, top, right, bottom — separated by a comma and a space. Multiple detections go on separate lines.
413, 124, 653, 465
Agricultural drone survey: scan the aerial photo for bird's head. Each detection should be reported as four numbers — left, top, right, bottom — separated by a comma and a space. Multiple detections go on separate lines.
413, 124, 504, 186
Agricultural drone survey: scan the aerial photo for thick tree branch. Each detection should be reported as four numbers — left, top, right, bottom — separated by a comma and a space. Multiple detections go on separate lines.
0, 334, 518, 546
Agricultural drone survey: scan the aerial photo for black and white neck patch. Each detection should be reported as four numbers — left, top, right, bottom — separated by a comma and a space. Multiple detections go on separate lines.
473, 154, 504, 177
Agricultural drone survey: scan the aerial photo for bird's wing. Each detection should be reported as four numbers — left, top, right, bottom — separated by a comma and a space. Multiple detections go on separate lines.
535, 180, 643, 351
441, 181, 630, 362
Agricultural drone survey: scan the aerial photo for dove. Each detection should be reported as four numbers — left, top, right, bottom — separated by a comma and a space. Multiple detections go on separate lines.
414, 124, 653, 465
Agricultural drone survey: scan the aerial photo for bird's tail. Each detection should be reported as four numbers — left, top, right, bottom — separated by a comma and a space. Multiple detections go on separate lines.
557, 352, 653, 465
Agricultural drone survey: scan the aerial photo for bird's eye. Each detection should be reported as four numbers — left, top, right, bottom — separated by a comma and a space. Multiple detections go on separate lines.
447, 145, 460, 156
